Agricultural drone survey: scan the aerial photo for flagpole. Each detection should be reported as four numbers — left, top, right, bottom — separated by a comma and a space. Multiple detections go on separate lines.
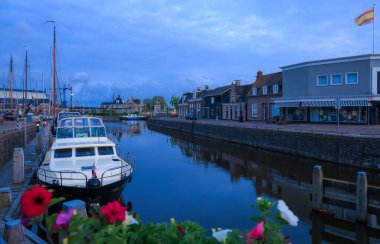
373, 4, 375, 54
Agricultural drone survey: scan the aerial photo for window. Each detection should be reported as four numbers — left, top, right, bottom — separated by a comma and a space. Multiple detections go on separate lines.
317, 75, 328, 86
211, 97, 215, 104
331, 74, 342, 85
262, 86, 268, 95
74, 127, 90, 138
252, 87, 257, 96
272, 106, 280, 117
90, 118, 103, 126
75, 118, 88, 127
54, 149, 72, 158
346, 72, 358, 84
75, 147, 95, 157
273, 84, 279, 94
231, 94, 235, 103
251, 103, 258, 117
57, 128, 73, 139
98, 146, 114, 155
234, 106, 238, 119
59, 118, 73, 127
225, 108, 228, 118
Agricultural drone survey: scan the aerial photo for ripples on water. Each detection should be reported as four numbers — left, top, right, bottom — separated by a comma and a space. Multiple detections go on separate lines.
105, 121, 380, 243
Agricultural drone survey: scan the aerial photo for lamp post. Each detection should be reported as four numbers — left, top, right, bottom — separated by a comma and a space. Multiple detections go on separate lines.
239, 98, 243, 122
266, 85, 271, 123
70, 86, 74, 111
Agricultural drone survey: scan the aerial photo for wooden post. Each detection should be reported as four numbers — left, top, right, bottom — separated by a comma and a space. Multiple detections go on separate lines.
13, 148, 24, 184
0, 187, 11, 208
62, 199, 87, 218
312, 165, 323, 210
356, 171, 367, 222
311, 211, 323, 244
4, 219, 25, 244
356, 222, 368, 244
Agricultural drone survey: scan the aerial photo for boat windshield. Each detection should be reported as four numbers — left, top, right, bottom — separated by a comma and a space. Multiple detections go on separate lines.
56, 117, 106, 139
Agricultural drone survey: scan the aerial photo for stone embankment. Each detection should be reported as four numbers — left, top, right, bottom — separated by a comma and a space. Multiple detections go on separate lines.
0, 124, 36, 167
147, 118, 380, 168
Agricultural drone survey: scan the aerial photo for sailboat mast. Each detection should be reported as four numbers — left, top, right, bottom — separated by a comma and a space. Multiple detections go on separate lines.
24, 49, 28, 114
53, 25, 57, 116
9, 54, 13, 113
2, 72, 5, 111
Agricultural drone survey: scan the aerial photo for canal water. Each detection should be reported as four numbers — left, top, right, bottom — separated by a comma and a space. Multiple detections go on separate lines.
106, 121, 380, 243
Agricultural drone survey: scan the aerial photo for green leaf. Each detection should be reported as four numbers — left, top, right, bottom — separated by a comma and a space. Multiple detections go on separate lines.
48, 197, 65, 208
45, 213, 58, 231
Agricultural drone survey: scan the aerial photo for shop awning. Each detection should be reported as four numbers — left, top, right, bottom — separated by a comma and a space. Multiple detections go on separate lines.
340, 99, 369, 107
273, 101, 301, 107
301, 100, 335, 107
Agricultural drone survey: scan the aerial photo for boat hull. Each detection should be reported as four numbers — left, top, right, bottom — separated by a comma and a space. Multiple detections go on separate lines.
38, 175, 132, 200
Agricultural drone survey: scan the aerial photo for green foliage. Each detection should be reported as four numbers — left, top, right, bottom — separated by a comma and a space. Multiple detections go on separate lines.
170, 96, 180, 111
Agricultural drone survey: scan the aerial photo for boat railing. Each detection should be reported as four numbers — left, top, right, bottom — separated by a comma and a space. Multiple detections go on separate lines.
37, 168, 88, 187
116, 147, 135, 168
100, 163, 133, 186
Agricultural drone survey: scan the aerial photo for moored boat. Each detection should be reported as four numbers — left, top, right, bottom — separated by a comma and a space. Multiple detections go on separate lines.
37, 116, 134, 196
120, 114, 148, 120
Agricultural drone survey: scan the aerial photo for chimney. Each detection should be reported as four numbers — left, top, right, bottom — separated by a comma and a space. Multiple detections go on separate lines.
197, 86, 201, 91
235, 80, 241, 86
257, 70, 263, 78
205, 85, 209, 90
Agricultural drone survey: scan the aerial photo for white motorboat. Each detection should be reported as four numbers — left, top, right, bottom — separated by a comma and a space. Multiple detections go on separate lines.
37, 116, 134, 195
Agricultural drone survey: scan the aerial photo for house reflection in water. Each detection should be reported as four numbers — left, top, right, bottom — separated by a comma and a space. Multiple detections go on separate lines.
107, 121, 143, 142
150, 126, 380, 243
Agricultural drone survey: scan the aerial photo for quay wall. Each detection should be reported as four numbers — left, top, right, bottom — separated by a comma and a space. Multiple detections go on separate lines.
0, 124, 36, 167
146, 119, 380, 166
101, 116, 121, 122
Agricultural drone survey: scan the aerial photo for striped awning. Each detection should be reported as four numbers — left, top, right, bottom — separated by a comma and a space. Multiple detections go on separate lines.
340, 99, 369, 107
274, 102, 301, 107
302, 101, 335, 107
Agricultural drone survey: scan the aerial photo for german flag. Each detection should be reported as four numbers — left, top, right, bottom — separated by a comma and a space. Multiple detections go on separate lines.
355, 9, 374, 26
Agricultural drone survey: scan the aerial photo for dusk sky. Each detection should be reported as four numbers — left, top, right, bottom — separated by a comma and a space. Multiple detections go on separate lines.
0, 0, 377, 106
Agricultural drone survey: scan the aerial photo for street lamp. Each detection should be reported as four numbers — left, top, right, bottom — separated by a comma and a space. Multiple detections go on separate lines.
70, 87, 74, 111
266, 85, 271, 123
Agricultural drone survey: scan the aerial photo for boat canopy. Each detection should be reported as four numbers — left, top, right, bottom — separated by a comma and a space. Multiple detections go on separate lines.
56, 117, 107, 139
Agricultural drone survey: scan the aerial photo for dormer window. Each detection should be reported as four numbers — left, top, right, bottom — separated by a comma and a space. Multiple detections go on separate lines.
193, 92, 196, 99
252, 87, 257, 96
273, 84, 279, 94
262, 86, 268, 95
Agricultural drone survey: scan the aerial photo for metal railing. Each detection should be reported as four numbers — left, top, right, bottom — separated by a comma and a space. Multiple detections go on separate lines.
37, 147, 134, 188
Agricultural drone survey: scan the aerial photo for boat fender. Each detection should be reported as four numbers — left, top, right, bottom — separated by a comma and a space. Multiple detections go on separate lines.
87, 178, 101, 188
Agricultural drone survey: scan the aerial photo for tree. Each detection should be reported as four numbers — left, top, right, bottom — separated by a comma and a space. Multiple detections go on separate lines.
170, 96, 179, 111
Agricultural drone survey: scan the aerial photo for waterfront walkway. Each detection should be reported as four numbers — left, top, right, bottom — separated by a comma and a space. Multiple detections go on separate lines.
158, 117, 380, 138
0, 126, 49, 243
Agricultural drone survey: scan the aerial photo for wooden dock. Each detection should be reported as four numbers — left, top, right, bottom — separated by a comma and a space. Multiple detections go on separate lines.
0, 127, 50, 243
311, 165, 380, 243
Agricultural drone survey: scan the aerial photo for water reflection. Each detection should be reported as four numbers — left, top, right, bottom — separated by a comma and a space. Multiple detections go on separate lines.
106, 121, 380, 243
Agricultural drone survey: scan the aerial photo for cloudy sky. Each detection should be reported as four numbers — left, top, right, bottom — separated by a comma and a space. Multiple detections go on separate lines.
0, 0, 377, 106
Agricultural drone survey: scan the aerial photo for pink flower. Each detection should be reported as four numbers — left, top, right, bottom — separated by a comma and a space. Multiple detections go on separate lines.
52, 208, 75, 230
177, 225, 186, 236
247, 221, 264, 243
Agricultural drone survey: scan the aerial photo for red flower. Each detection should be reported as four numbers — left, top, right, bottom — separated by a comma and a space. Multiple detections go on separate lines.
247, 221, 264, 244
21, 185, 52, 217
100, 201, 126, 223
177, 225, 186, 236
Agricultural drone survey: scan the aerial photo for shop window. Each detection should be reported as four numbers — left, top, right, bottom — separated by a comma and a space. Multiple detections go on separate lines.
317, 75, 328, 86
251, 103, 258, 118
272, 106, 280, 117
331, 74, 342, 85
284, 107, 307, 121
346, 72, 358, 85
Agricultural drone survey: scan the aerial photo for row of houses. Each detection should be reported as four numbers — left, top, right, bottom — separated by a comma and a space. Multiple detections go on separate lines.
99, 95, 143, 114
178, 54, 380, 124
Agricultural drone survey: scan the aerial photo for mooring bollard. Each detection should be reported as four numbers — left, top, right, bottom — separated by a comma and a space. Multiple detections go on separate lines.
356, 171, 367, 222
13, 148, 24, 184
63, 199, 87, 218
0, 187, 12, 208
4, 219, 25, 244
312, 165, 323, 210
